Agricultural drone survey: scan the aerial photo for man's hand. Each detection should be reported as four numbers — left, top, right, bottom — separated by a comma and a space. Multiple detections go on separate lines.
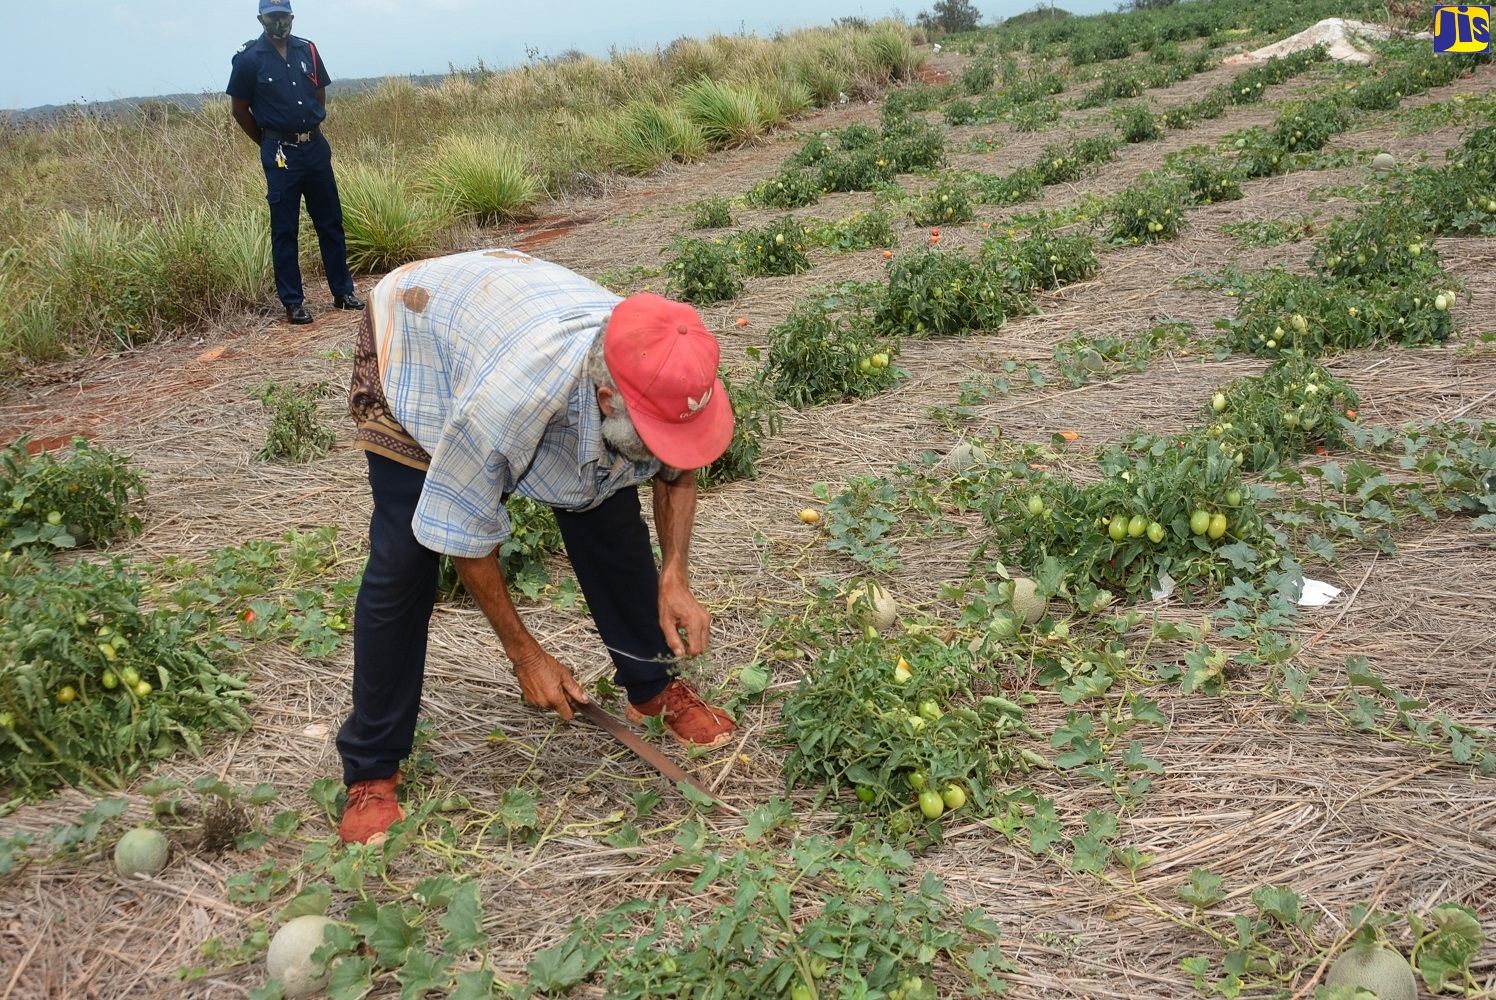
453, 550, 589, 721
659, 574, 711, 658
512, 647, 589, 721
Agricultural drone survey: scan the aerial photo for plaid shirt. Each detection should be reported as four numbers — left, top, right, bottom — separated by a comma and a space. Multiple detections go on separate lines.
367, 250, 662, 558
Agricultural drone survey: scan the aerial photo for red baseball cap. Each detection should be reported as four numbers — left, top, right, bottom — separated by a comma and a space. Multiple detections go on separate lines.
604, 293, 734, 471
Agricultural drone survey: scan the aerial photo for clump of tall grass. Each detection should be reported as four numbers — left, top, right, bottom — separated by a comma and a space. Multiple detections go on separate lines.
680, 79, 772, 148
421, 134, 541, 222
339, 164, 449, 274
597, 100, 708, 175
0, 18, 926, 370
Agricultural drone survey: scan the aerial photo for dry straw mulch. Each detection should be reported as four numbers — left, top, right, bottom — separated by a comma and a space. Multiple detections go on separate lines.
1, 49, 1495, 1000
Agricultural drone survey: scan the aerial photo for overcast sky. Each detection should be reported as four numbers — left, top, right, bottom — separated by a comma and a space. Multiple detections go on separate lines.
4, 0, 1120, 110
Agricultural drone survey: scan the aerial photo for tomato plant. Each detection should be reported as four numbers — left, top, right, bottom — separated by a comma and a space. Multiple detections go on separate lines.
1, 437, 145, 550
980, 218, 1099, 292
737, 217, 813, 278
1202, 357, 1359, 472
0, 548, 251, 799
909, 177, 975, 228
663, 237, 744, 304
782, 631, 1027, 820
760, 285, 903, 407
1107, 176, 1188, 244
874, 246, 1026, 338
979, 435, 1285, 602
747, 169, 821, 210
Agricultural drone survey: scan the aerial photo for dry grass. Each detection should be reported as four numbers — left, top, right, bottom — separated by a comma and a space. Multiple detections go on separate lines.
0, 45, 1494, 1000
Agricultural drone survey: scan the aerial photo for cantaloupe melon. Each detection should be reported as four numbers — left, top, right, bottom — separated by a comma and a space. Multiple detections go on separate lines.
1007, 578, 1048, 625
945, 441, 988, 471
1325, 946, 1416, 1000
1371, 152, 1396, 172
114, 828, 169, 878
847, 583, 898, 630
267, 915, 338, 999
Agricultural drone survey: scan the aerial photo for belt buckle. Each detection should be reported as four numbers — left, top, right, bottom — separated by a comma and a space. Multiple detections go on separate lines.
299, 131, 314, 142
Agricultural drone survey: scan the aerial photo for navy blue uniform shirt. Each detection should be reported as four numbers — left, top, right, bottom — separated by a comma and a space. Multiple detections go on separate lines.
226, 34, 330, 134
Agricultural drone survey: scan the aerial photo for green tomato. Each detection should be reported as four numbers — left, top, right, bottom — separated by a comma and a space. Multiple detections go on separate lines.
1027, 495, 1045, 516
1225, 489, 1243, 507
1210, 392, 1226, 412
908, 771, 927, 792
1107, 516, 1128, 542
1189, 509, 1211, 536
1127, 515, 1148, 538
855, 785, 875, 803
859, 357, 872, 373
810, 956, 830, 980
941, 784, 966, 810
918, 699, 943, 722
1207, 513, 1228, 540
121, 667, 140, 686
918, 789, 945, 820
101, 670, 118, 690
1146, 521, 1165, 544
792, 984, 813, 1000
134, 680, 153, 697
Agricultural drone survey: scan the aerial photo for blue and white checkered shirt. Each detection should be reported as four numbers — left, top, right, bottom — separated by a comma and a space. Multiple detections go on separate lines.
367, 249, 662, 558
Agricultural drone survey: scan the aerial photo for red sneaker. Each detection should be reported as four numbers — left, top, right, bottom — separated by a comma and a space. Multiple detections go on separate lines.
337, 772, 405, 845
625, 679, 735, 749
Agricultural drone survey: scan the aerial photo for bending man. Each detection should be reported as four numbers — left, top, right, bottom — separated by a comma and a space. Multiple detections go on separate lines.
339, 248, 736, 844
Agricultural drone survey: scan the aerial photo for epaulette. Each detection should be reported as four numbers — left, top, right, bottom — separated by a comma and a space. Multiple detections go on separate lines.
236, 37, 259, 54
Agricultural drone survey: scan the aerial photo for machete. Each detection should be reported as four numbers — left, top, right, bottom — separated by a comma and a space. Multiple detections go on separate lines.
572, 700, 729, 808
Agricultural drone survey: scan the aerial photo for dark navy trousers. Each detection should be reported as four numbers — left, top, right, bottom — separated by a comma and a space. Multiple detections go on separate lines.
337, 453, 676, 786
260, 133, 355, 309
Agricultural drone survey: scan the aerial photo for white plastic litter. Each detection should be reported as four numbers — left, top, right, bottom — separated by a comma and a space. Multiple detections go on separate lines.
1222, 18, 1430, 67
1151, 572, 1176, 603
1298, 578, 1343, 608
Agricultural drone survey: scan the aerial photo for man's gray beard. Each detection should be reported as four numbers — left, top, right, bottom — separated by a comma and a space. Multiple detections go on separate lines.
602, 409, 656, 464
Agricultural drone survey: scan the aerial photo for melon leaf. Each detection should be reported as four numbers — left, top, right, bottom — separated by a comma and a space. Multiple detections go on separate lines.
1415, 902, 1484, 991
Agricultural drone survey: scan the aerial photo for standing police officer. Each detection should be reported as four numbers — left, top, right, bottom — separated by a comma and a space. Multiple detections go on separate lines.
227, 0, 363, 325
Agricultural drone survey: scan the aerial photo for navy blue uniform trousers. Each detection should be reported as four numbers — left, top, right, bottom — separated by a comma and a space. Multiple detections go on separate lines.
337, 452, 676, 786
260, 133, 355, 309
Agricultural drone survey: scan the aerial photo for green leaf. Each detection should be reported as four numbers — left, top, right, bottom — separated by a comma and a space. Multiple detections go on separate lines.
449, 970, 497, 1000
679, 781, 720, 812
369, 902, 424, 969
739, 662, 771, 695
276, 884, 333, 922
628, 789, 660, 819
439, 881, 487, 955
1252, 885, 1306, 929
1416, 902, 1484, 991
1121, 740, 1165, 774
247, 782, 280, 806
526, 938, 595, 991
1177, 868, 1225, 909
396, 950, 454, 1000
325, 954, 375, 1000
744, 797, 794, 842
498, 788, 537, 831
1070, 831, 1109, 874
248, 983, 286, 1000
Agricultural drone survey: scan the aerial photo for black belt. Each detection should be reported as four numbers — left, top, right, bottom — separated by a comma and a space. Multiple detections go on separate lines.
262, 127, 321, 143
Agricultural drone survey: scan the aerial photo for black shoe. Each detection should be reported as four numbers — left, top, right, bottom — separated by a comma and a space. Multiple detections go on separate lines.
286, 305, 314, 325
333, 292, 365, 311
